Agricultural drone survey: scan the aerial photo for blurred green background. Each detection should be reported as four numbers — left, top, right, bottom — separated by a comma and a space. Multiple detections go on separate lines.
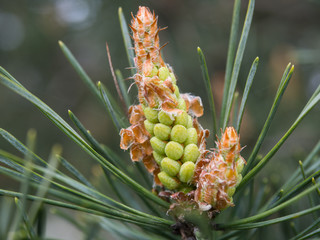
0, 0, 319, 198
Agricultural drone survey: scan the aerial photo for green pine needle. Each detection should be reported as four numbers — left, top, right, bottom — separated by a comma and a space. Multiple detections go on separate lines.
221, 0, 255, 130
197, 47, 218, 136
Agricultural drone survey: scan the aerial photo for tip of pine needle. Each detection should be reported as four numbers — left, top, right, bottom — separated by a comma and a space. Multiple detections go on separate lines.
52, 144, 63, 156
58, 40, 64, 47
27, 128, 37, 138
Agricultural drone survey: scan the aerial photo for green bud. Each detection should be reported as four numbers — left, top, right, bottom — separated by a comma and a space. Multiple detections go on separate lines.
153, 151, 165, 165
158, 110, 174, 126
154, 123, 171, 141
150, 137, 166, 155
169, 73, 177, 84
174, 85, 180, 97
177, 98, 187, 111
158, 171, 180, 190
161, 157, 181, 176
236, 157, 245, 173
187, 115, 193, 128
185, 128, 198, 145
144, 107, 159, 123
179, 162, 195, 183
144, 120, 155, 135
227, 187, 236, 197
158, 67, 169, 81
146, 65, 158, 77
174, 111, 188, 127
165, 141, 184, 160
182, 144, 200, 163
150, 65, 158, 77
171, 125, 187, 143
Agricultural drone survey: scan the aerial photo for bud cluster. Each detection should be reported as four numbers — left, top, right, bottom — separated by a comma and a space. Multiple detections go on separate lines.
147, 103, 201, 190
120, 6, 245, 213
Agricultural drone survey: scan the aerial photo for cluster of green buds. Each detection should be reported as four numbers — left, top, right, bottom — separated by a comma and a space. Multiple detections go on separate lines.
145, 92, 201, 189
120, 6, 245, 213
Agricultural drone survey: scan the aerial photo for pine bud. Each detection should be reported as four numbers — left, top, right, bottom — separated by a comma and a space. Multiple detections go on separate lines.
185, 128, 198, 145
144, 120, 155, 135
158, 67, 170, 81
120, 8, 248, 215
150, 137, 166, 155
158, 110, 175, 126
171, 125, 188, 143
153, 151, 165, 165
179, 162, 195, 183
182, 144, 200, 163
174, 85, 180, 97
158, 171, 180, 190
161, 157, 181, 176
150, 65, 159, 77
177, 98, 187, 111
169, 73, 177, 84
174, 111, 188, 127
187, 115, 193, 128
144, 107, 159, 123
194, 127, 245, 211
165, 141, 184, 160
154, 123, 171, 141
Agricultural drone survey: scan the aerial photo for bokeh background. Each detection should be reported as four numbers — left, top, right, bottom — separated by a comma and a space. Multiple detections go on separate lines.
0, 0, 319, 238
